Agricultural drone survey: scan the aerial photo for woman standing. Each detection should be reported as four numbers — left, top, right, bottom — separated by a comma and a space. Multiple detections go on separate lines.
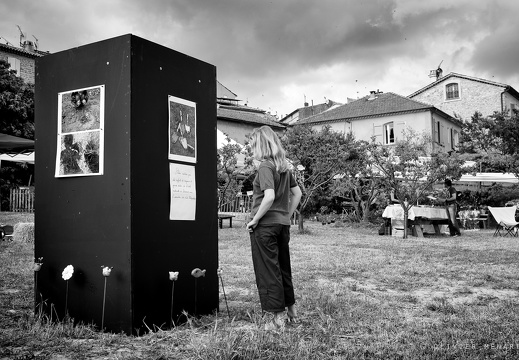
246, 126, 302, 330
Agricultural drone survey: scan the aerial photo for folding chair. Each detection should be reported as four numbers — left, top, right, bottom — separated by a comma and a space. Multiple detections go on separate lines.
488, 206, 519, 237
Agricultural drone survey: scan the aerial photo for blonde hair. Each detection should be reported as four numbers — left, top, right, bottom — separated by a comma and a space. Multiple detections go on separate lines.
250, 126, 289, 173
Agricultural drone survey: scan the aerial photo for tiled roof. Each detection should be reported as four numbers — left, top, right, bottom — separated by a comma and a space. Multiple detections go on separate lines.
409, 72, 519, 98
298, 92, 440, 124
0, 43, 48, 58
280, 100, 342, 124
218, 104, 265, 114
217, 107, 285, 129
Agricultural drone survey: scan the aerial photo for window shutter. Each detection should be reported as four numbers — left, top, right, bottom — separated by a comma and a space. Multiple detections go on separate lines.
373, 123, 383, 143
394, 121, 406, 141
433, 120, 439, 143
440, 122, 446, 145
7, 57, 21, 77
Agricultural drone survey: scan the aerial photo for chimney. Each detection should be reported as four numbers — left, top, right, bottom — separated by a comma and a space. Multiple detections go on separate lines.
368, 91, 377, 100
436, 68, 443, 80
22, 40, 35, 52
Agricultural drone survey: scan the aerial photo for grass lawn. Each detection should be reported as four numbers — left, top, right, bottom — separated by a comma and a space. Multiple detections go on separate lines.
1, 212, 519, 359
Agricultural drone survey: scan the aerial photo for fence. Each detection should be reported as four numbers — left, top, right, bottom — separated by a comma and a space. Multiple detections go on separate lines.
9, 187, 35, 212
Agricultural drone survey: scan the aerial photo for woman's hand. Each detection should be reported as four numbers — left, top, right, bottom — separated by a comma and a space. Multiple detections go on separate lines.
246, 219, 258, 233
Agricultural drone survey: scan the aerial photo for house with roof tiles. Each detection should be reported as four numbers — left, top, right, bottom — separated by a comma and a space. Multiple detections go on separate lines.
408, 73, 519, 121
0, 40, 48, 84
217, 81, 284, 144
298, 91, 462, 152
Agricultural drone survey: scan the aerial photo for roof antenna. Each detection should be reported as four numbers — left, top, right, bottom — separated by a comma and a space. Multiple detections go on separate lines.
0, 36, 15, 47
16, 25, 26, 47
32, 35, 39, 50
429, 60, 443, 81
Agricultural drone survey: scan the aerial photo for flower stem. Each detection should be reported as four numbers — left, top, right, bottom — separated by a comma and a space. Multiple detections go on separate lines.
170, 282, 175, 328
219, 275, 230, 318
65, 280, 69, 319
194, 278, 198, 317
101, 277, 107, 331
34, 273, 38, 314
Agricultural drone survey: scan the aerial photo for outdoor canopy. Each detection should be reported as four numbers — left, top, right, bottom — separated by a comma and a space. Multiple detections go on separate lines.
457, 173, 519, 184
0, 133, 35, 164
0, 133, 34, 155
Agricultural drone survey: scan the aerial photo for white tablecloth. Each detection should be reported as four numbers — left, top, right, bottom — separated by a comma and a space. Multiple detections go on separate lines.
382, 205, 448, 221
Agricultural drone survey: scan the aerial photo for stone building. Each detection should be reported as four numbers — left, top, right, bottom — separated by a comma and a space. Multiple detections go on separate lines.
409, 73, 519, 122
0, 39, 48, 84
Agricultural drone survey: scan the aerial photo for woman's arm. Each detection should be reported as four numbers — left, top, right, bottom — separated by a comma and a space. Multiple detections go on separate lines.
246, 189, 275, 231
288, 186, 302, 218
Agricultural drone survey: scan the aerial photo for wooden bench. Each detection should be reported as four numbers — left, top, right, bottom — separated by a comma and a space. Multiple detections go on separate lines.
457, 213, 490, 229
411, 218, 450, 237
218, 214, 235, 229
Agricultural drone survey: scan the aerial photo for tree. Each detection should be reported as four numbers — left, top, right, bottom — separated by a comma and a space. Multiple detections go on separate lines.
282, 125, 355, 231
490, 110, 519, 177
459, 110, 519, 175
329, 139, 387, 223
0, 60, 35, 139
369, 129, 464, 238
217, 136, 246, 211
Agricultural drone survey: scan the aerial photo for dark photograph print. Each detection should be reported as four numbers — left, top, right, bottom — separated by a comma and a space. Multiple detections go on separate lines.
59, 85, 104, 133
168, 95, 197, 163
56, 131, 103, 177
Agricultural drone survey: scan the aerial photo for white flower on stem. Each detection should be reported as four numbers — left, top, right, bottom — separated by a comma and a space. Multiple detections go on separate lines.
191, 268, 206, 278
217, 268, 223, 276
62, 265, 74, 280
101, 266, 113, 277
169, 271, 179, 281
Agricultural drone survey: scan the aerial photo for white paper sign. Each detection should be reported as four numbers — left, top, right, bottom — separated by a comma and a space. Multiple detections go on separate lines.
169, 163, 196, 220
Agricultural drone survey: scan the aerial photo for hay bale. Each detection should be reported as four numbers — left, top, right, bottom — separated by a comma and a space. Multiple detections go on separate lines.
13, 222, 35, 243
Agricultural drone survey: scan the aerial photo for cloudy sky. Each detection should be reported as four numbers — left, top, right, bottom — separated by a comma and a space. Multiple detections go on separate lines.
1, 0, 518, 118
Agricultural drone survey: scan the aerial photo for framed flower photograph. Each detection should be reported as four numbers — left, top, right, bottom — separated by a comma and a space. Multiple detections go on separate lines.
168, 95, 196, 163
55, 85, 105, 177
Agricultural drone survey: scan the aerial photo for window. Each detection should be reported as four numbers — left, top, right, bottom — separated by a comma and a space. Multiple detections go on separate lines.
511, 103, 517, 114
383, 122, 394, 144
7, 57, 21, 77
445, 83, 459, 100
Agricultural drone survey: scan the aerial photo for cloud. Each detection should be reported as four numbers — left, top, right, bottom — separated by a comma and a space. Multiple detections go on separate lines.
470, 24, 519, 79
2, 0, 519, 116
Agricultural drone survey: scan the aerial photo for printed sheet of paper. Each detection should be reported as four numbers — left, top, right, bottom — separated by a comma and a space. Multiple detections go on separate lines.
169, 163, 196, 220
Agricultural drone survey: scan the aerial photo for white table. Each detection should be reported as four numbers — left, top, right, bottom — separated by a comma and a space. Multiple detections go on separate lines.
382, 205, 449, 237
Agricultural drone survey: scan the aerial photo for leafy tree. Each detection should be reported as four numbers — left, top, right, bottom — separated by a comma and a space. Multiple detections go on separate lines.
282, 125, 355, 231
459, 110, 519, 175
0, 60, 34, 139
329, 139, 387, 223
217, 135, 254, 212
458, 111, 498, 155
369, 129, 464, 238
